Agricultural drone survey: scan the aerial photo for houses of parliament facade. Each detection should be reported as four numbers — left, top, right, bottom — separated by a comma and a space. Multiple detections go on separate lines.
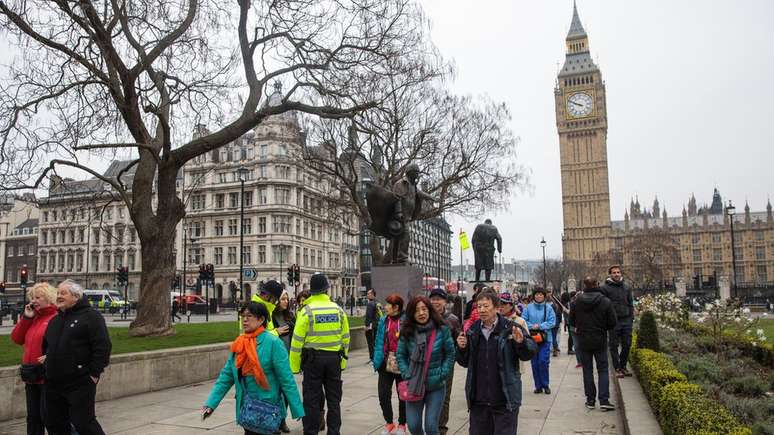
555, 4, 774, 289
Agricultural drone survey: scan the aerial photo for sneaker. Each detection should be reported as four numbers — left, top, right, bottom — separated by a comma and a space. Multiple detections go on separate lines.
394, 424, 408, 435
615, 370, 625, 379
568, 350, 576, 355
544, 386, 551, 394
600, 402, 616, 411
552, 349, 559, 357
623, 369, 633, 377
585, 401, 595, 410
381, 423, 396, 435
575, 363, 583, 369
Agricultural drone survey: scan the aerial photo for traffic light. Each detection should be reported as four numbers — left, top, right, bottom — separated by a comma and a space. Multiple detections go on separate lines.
116, 267, 128, 285
293, 264, 300, 285
20, 264, 28, 286
173, 275, 181, 289
206, 264, 215, 283
286, 266, 294, 284
198, 264, 206, 282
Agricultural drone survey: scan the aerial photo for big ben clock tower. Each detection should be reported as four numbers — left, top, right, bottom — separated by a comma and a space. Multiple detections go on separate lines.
555, 2, 612, 263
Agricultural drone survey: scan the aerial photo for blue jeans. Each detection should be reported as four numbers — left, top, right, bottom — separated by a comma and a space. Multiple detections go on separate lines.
551, 328, 560, 350
530, 343, 551, 389
406, 386, 446, 435
609, 323, 633, 371
580, 345, 610, 403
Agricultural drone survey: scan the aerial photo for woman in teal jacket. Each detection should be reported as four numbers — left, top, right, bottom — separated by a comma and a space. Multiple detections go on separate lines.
202, 302, 304, 434
397, 296, 455, 435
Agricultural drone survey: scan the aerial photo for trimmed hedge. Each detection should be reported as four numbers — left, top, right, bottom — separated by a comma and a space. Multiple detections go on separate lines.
631, 339, 752, 435
636, 310, 661, 352
658, 382, 752, 435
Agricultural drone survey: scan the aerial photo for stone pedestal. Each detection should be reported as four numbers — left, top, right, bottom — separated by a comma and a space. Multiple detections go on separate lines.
718, 275, 731, 300
675, 277, 687, 298
372, 264, 425, 303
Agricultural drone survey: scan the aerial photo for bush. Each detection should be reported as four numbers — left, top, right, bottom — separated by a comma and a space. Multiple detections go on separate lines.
637, 310, 661, 352
657, 382, 752, 435
723, 375, 768, 397
675, 355, 723, 384
632, 348, 687, 406
753, 421, 774, 435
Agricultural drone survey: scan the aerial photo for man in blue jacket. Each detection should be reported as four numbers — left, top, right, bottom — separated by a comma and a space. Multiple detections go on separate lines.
522, 287, 556, 394
456, 290, 537, 434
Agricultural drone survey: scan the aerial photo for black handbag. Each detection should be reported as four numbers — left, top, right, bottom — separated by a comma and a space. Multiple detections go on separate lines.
19, 364, 45, 383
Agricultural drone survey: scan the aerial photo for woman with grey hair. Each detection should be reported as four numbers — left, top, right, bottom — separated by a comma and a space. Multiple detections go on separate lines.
11, 283, 61, 435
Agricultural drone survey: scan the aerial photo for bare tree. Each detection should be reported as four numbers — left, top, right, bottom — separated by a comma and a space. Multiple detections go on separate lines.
302, 69, 528, 263
533, 258, 587, 292
623, 228, 682, 289
0, 0, 428, 336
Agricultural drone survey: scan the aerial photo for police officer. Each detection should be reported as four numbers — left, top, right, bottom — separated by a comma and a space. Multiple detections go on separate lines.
290, 273, 350, 435
251, 279, 283, 332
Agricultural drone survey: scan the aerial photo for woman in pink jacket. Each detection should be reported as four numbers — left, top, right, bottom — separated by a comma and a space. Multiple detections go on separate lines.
11, 283, 59, 435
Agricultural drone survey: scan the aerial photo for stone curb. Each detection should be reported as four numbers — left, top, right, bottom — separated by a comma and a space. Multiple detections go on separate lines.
613, 370, 663, 435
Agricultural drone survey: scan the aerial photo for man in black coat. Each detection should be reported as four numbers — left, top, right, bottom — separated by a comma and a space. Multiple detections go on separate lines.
44, 280, 111, 435
601, 265, 635, 378
570, 277, 617, 411
364, 289, 378, 363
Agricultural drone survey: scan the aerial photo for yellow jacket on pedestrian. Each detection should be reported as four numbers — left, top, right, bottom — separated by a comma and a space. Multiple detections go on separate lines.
289, 293, 350, 373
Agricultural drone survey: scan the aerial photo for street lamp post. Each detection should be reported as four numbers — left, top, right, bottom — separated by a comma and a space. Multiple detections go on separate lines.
726, 201, 737, 299
540, 237, 547, 288
238, 166, 249, 306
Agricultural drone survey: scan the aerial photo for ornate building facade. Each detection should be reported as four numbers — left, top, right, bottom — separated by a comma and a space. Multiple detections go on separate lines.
610, 191, 774, 290
179, 83, 359, 302
555, 3, 612, 264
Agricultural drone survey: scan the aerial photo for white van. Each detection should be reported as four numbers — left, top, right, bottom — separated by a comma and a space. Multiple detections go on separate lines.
83, 289, 128, 313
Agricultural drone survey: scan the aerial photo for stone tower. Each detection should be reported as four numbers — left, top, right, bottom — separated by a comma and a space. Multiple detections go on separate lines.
555, 2, 611, 263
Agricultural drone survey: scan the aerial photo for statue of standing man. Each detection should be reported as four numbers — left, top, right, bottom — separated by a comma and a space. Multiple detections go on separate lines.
472, 219, 502, 282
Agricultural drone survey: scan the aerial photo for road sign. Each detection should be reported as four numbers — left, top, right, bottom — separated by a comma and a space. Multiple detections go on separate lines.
243, 268, 257, 280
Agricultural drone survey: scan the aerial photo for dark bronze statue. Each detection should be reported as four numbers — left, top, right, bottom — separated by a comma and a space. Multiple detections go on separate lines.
366, 164, 438, 264
472, 219, 502, 281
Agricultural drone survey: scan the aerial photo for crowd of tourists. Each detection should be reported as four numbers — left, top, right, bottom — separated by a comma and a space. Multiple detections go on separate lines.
12, 265, 633, 435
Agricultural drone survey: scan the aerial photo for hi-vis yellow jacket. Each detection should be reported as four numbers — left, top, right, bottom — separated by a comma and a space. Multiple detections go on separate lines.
289, 294, 350, 373
250, 294, 278, 335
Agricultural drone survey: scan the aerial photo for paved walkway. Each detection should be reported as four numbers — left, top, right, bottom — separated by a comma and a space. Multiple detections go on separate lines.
1, 348, 623, 435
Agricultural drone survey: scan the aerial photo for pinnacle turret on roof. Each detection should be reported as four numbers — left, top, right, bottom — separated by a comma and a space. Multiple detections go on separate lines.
567, 0, 587, 40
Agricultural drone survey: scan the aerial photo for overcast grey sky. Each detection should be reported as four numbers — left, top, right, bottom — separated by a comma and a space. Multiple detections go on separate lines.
425, 0, 774, 264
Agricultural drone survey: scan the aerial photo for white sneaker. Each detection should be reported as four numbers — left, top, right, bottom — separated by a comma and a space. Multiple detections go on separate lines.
380, 423, 396, 435
393, 424, 407, 435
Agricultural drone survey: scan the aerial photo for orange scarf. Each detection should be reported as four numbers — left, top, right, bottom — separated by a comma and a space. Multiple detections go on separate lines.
231, 326, 269, 390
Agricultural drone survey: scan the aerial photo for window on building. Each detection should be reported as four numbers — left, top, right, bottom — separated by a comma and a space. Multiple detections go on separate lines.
215, 194, 225, 208
218, 173, 228, 184
91, 252, 99, 272
272, 246, 289, 264
214, 247, 223, 265
258, 217, 266, 233
39, 256, 47, 273
276, 165, 290, 179
303, 248, 309, 265
310, 250, 316, 267
296, 219, 301, 235
258, 164, 268, 178
228, 246, 237, 264
258, 245, 266, 263
243, 191, 253, 207
713, 249, 722, 261
215, 220, 224, 236
272, 215, 291, 233
76, 252, 84, 271
129, 228, 136, 243
711, 233, 721, 243
128, 252, 135, 270
755, 231, 765, 241
6, 246, 13, 256
756, 246, 766, 260
78, 228, 85, 243
116, 227, 124, 244
52, 210, 57, 221
242, 218, 252, 235
229, 192, 239, 208
41, 231, 48, 245
276, 188, 291, 205
304, 221, 309, 237
692, 249, 701, 262
43, 211, 49, 223
192, 221, 204, 237
317, 250, 323, 268
105, 207, 112, 220
734, 246, 744, 261
277, 144, 287, 157
259, 144, 268, 158
228, 219, 238, 235
691, 233, 700, 244
103, 252, 111, 271
258, 188, 268, 204
310, 224, 316, 240
190, 194, 204, 210
734, 265, 745, 283
93, 229, 100, 245
241, 246, 252, 264
757, 265, 767, 283
115, 252, 123, 268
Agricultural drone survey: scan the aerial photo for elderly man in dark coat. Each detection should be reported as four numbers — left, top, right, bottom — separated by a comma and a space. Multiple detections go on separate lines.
471, 219, 503, 282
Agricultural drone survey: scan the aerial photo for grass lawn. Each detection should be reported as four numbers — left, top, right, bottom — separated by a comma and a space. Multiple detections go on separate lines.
758, 317, 774, 343
1, 316, 364, 368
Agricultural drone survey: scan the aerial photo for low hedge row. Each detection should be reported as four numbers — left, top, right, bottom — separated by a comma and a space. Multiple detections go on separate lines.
631, 339, 752, 435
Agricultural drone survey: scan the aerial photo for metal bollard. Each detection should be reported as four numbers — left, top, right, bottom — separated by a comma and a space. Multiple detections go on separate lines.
12, 310, 19, 325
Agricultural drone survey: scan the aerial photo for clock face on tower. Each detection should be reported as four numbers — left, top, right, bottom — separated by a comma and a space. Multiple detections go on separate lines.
566, 92, 593, 118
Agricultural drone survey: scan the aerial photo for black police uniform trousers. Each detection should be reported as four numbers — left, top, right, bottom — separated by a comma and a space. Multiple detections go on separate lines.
45, 378, 105, 435
302, 350, 342, 435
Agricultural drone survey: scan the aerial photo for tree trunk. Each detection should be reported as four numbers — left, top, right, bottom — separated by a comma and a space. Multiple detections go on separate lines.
129, 225, 177, 336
